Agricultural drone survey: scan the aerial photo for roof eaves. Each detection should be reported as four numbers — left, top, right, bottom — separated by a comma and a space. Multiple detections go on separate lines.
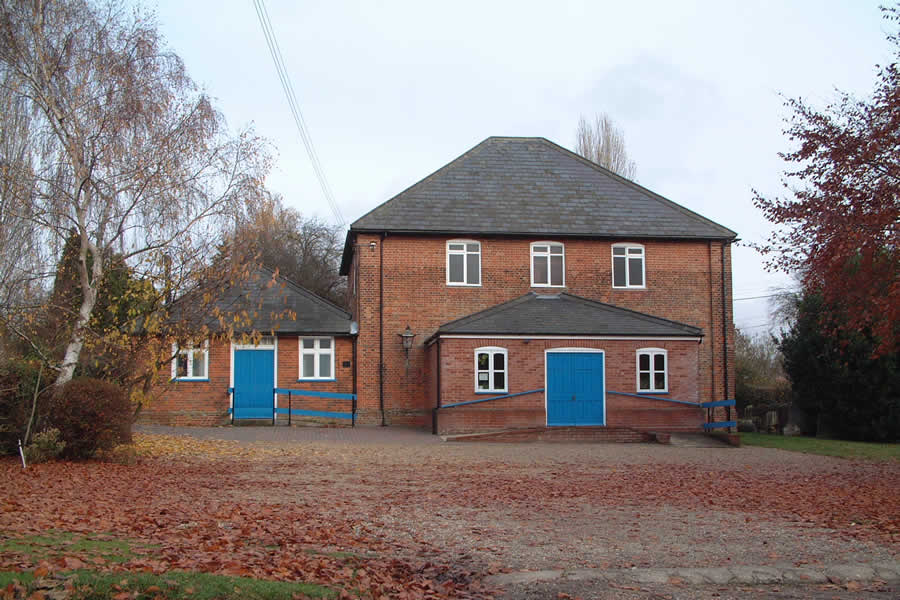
348, 226, 737, 241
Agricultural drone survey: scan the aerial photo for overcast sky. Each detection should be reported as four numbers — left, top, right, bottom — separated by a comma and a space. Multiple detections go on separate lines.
152, 0, 892, 333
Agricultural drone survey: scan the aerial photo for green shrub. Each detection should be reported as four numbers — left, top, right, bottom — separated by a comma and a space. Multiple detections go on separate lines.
50, 377, 132, 459
23, 428, 66, 463
0, 359, 48, 455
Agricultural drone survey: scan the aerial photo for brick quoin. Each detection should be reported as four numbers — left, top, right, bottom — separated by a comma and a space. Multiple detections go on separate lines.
348, 234, 734, 430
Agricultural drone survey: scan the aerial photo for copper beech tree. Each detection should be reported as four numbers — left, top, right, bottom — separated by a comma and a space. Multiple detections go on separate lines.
753, 7, 900, 356
0, 0, 270, 387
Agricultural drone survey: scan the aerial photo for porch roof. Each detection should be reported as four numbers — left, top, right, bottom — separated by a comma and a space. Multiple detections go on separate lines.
433, 292, 703, 338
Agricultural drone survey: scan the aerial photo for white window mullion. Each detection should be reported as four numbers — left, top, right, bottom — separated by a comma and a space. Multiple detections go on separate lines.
637, 348, 667, 393
300, 337, 335, 380
447, 240, 481, 286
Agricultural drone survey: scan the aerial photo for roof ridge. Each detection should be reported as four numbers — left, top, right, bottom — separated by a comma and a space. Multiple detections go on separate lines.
536, 139, 736, 238
436, 292, 536, 330
256, 266, 352, 318
263, 266, 353, 317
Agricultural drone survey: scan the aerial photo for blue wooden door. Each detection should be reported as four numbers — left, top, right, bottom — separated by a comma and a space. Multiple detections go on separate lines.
546, 352, 605, 426
233, 349, 274, 419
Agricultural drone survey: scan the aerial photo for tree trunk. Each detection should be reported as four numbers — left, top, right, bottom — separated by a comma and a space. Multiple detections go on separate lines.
53, 225, 101, 390
53, 284, 97, 389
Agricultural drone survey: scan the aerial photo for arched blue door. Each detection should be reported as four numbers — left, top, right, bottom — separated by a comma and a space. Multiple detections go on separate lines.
233, 349, 275, 419
546, 351, 605, 426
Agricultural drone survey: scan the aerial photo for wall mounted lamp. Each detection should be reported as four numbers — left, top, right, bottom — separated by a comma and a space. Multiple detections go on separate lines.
398, 324, 416, 369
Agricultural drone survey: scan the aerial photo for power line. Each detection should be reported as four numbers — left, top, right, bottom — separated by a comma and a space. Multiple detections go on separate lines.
733, 291, 797, 302
252, 0, 345, 226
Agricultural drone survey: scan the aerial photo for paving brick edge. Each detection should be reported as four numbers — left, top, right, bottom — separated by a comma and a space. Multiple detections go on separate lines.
484, 561, 900, 587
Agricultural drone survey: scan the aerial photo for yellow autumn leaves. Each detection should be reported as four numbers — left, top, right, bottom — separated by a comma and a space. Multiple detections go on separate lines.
133, 433, 297, 460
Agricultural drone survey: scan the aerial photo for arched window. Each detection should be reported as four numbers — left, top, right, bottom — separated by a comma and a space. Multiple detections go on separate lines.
636, 348, 667, 392
474, 347, 508, 393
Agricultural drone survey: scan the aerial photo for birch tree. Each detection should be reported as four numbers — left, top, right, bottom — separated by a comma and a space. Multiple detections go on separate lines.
0, 0, 269, 387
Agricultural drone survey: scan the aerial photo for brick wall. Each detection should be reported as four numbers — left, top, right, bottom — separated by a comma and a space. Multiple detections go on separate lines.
348, 234, 734, 427
141, 337, 231, 426
140, 335, 355, 426
433, 337, 703, 434
275, 335, 355, 422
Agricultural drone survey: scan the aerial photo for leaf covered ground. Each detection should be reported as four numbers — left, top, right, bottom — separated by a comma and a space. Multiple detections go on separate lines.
1, 432, 898, 599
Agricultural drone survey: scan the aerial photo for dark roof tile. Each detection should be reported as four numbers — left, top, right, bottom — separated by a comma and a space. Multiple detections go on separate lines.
350, 136, 735, 240
435, 292, 703, 337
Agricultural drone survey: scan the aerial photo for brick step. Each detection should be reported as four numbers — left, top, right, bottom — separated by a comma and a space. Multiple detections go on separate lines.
442, 426, 656, 443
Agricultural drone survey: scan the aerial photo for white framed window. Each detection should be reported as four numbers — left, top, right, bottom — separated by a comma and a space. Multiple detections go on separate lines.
612, 244, 645, 288
475, 347, 508, 393
300, 337, 334, 380
172, 341, 209, 380
637, 348, 667, 393
447, 240, 481, 286
531, 242, 565, 287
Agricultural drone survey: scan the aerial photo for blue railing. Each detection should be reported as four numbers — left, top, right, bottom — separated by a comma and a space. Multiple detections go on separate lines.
579, 391, 737, 430
607, 389, 701, 407
274, 388, 357, 426
433, 389, 544, 434
441, 388, 545, 409
226, 387, 357, 426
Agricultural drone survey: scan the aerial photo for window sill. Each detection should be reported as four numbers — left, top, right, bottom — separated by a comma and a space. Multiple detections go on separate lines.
475, 390, 507, 395
612, 286, 647, 290
446, 283, 482, 287
297, 378, 336, 383
637, 390, 668, 395
530, 285, 565, 289
171, 378, 210, 382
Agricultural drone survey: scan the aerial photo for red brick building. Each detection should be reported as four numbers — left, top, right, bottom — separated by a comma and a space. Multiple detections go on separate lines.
142, 270, 357, 426
148, 136, 736, 436
339, 137, 737, 434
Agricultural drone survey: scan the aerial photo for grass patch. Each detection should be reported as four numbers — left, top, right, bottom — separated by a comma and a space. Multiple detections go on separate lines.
0, 531, 154, 564
741, 433, 900, 461
0, 569, 336, 599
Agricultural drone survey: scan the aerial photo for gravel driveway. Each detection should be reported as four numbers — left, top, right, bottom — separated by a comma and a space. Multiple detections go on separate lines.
134, 426, 900, 598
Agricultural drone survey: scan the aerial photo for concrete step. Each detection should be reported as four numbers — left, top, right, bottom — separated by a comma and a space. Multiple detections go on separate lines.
443, 426, 654, 443
669, 432, 736, 447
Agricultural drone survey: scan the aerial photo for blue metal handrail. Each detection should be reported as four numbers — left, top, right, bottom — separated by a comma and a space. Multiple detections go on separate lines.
607, 389, 700, 406
440, 388, 544, 410
274, 388, 357, 426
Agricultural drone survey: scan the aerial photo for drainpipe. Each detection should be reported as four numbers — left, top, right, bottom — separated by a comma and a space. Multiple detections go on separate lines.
379, 232, 386, 426
707, 241, 716, 425
433, 337, 442, 435
721, 242, 731, 428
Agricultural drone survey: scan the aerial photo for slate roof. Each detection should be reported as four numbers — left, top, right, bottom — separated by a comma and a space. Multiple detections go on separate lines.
433, 292, 703, 338
342, 137, 735, 272
171, 268, 354, 335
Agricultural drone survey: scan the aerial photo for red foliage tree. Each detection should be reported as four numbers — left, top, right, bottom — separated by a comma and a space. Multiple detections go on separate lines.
754, 7, 900, 356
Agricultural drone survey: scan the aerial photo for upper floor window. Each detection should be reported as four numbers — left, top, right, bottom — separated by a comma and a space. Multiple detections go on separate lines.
172, 341, 208, 380
531, 242, 564, 287
637, 348, 667, 393
447, 240, 481, 286
300, 337, 334, 380
475, 347, 507, 393
612, 244, 645, 288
